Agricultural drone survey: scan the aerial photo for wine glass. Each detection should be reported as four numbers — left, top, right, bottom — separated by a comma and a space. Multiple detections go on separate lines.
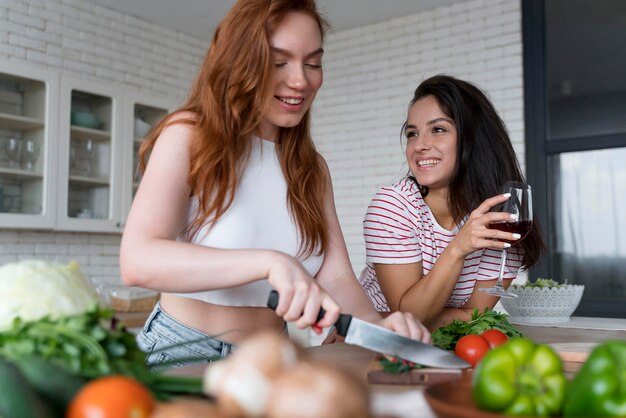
83, 138, 96, 160
80, 138, 96, 177
479, 181, 533, 298
21, 140, 40, 171
5, 137, 22, 169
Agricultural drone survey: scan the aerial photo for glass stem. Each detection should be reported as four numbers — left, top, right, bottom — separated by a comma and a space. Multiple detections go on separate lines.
497, 248, 508, 287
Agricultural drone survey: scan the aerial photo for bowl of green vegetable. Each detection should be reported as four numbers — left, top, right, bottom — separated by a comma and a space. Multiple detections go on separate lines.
501, 279, 584, 324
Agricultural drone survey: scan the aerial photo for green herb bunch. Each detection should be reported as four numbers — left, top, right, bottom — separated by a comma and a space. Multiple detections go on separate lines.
379, 356, 423, 374
0, 306, 202, 400
432, 308, 522, 351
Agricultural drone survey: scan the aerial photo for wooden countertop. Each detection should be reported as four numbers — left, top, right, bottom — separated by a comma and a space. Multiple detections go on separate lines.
171, 323, 625, 418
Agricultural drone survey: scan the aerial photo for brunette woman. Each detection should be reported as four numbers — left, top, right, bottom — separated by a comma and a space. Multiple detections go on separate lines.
120, 0, 429, 366
358, 75, 546, 330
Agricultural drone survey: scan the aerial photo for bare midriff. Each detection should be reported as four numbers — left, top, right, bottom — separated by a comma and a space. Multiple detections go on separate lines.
159, 292, 285, 345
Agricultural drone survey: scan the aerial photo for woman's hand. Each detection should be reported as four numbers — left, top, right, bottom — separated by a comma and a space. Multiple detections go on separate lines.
375, 311, 431, 344
322, 312, 430, 345
451, 193, 519, 257
266, 251, 341, 332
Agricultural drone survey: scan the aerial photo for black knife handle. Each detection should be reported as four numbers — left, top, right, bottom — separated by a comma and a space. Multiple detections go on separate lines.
267, 290, 352, 337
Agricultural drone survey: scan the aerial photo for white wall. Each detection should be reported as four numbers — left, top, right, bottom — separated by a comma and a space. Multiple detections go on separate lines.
313, 0, 524, 273
0, 0, 526, 285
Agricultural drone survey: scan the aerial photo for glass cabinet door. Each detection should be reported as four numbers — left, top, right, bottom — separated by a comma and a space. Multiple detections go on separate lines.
67, 90, 112, 220
121, 93, 174, 227
57, 76, 123, 232
131, 103, 168, 196
0, 62, 57, 229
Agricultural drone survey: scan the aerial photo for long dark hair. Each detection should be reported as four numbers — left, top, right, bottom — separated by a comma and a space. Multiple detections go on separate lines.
140, 0, 330, 257
403, 75, 545, 269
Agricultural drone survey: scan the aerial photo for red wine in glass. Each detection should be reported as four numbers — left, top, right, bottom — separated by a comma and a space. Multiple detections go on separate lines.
480, 181, 533, 298
488, 220, 532, 244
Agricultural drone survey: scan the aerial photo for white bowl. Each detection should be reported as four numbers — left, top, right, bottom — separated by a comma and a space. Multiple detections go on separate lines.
501, 284, 584, 324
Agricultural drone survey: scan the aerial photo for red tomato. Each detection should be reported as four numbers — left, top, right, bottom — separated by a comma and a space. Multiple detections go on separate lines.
454, 335, 491, 367
480, 329, 509, 348
67, 375, 154, 418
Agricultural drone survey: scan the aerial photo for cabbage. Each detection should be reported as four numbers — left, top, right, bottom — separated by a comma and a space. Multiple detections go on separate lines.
0, 259, 99, 331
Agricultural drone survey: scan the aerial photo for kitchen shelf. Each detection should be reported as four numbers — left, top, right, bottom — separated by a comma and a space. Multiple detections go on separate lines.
0, 112, 44, 131
69, 176, 110, 186
0, 167, 43, 180
70, 125, 111, 142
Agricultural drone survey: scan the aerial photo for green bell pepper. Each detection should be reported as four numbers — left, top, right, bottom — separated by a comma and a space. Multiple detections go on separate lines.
564, 340, 626, 417
472, 338, 567, 416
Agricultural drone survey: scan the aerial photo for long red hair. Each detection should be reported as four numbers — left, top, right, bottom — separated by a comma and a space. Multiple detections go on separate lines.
140, 0, 330, 257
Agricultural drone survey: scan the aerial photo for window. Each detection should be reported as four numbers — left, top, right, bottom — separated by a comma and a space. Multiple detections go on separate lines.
523, 0, 626, 317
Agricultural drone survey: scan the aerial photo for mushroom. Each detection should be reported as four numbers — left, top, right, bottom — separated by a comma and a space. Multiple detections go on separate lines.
266, 360, 371, 418
203, 331, 302, 417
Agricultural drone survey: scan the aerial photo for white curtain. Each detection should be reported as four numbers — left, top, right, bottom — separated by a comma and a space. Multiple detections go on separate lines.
555, 147, 626, 299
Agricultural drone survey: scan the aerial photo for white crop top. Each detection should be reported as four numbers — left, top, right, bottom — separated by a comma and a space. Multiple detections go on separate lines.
176, 137, 324, 307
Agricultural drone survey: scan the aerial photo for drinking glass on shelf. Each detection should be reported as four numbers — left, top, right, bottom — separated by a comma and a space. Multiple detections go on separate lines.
479, 181, 533, 299
83, 138, 96, 159
5, 137, 22, 169
80, 138, 96, 177
73, 158, 91, 177
21, 140, 40, 171
69, 139, 96, 177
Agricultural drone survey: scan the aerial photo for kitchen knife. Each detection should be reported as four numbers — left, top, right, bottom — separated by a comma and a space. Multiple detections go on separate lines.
267, 290, 470, 369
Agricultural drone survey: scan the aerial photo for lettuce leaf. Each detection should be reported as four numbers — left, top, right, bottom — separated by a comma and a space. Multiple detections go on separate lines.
0, 260, 99, 331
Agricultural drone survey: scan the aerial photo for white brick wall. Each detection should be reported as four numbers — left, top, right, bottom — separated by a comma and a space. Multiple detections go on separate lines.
0, 0, 526, 289
1, 0, 205, 95
313, 0, 525, 274
0, 0, 206, 284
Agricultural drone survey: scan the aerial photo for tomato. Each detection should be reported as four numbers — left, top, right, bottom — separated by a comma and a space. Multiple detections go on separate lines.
455, 334, 490, 367
67, 375, 154, 418
480, 329, 508, 348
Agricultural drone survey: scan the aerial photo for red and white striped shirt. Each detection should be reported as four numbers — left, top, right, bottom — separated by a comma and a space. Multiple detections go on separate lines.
358, 177, 523, 312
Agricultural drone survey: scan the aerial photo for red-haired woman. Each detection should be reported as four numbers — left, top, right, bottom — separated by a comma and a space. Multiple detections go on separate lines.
120, 0, 429, 366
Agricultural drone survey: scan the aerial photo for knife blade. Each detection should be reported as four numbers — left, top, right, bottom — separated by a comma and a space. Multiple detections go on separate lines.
267, 290, 470, 369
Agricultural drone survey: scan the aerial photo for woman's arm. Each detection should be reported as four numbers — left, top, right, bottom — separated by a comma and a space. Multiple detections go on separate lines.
424, 280, 505, 330
119, 122, 340, 328
314, 159, 430, 342
375, 243, 467, 325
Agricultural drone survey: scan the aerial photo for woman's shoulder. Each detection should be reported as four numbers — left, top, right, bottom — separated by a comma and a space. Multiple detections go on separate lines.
155, 111, 198, 144
162, 110, 197, 131
377, 177, 422, 200
369, 177, 425, 213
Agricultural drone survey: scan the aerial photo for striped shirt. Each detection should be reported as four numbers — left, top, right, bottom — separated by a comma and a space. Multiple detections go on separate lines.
358, 177, 523, 312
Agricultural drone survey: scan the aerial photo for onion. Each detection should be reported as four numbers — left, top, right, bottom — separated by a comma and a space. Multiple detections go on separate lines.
203, 331, 301, 417
266, 360, 371, 418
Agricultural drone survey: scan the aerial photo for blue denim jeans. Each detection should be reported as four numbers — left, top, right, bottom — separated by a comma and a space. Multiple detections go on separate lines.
136, 302, 235, 368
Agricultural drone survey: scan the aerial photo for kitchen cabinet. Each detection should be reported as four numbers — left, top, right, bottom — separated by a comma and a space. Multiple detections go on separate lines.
0, 61, 58, 229
0, 62, 176, 232
120, 93, 172, 227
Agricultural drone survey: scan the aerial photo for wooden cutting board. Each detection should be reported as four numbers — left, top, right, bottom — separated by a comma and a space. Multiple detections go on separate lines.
366, 356, 467, 385
367, 343, 596, 384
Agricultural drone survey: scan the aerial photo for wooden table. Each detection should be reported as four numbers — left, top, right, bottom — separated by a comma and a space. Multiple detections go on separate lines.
174, 323, 625, 418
